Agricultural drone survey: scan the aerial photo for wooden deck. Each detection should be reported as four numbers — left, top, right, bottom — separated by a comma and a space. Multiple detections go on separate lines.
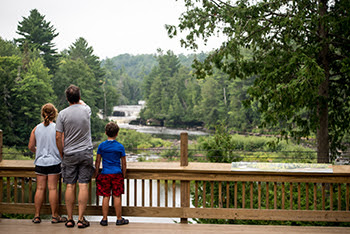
0, 219, 350, 234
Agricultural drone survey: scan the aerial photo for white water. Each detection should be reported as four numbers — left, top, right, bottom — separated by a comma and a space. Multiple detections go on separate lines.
107, 103, 208, 137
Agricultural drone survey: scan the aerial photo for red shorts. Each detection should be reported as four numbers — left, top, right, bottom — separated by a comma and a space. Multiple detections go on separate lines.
96, 173, 124, 197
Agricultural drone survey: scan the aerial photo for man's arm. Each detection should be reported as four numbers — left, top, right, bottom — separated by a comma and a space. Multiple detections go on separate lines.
56, 131, 64, 159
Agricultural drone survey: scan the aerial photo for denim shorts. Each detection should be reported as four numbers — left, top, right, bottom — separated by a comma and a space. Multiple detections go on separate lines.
35, 163, 61, 175
62, 149, 94, 184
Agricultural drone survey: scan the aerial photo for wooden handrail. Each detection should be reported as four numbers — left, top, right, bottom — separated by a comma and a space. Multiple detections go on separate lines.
1, 131, 350, 223
1, 160, 350, 222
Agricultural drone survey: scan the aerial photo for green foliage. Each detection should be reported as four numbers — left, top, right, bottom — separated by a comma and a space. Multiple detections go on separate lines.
198, 123, 316, 163
116, 129, 171, 150
12, 58, 55, 143
15, 9, 59, 73
169, 0, 350, 162
0, 37, 21, 56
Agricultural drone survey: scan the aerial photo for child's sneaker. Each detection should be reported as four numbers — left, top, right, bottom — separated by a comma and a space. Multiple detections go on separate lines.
116, 218, 129, 225
100, 219, 108, 226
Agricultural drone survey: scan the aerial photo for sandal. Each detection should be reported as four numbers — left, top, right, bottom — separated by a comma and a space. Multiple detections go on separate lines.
65, 219, 75, 228
77, 217, 90, 229
51, 216, 68, 224
32, 216, 41, 224
100, 219, 108, 226
116, 217, 129, 225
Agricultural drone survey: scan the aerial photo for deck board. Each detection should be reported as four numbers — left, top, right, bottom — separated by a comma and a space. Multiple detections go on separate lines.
0, 219, 349, 234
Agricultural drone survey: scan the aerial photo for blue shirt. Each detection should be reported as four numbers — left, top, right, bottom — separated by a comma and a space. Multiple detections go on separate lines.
97, 140, 125, 174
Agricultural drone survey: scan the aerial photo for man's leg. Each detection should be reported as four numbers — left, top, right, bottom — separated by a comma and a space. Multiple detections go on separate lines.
78, 183, 89, 221
65, 183, 76, 220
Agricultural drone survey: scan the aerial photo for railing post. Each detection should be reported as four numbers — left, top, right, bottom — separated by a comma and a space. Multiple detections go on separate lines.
180, 132, 189, 224
0, 130, 3, 162
180, 132, 188, 167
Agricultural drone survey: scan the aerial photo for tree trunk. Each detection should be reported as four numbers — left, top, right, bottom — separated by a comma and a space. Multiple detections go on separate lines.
316, 0, 329, 163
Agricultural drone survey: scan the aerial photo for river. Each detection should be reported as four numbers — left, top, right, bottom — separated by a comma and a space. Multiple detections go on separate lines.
107, 104, 207, 136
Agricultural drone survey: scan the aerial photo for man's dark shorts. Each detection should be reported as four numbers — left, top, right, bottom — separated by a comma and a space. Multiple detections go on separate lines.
62, 149, 94, 184
35, 163, 61, 175
96, 173, 124, 197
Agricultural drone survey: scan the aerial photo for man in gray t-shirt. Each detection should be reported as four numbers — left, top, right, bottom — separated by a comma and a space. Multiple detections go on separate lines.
56, 85, 93, 228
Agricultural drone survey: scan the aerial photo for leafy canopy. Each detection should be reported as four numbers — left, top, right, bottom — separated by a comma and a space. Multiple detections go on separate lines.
167, 0, 350, 162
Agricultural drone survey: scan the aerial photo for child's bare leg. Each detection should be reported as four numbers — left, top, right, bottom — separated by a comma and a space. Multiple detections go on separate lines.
113, 195, 122, 220
102, 196, 110, 220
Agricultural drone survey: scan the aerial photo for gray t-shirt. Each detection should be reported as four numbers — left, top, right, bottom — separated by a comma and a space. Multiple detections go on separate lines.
56, 104, 93, 155
34, 122, 61, 166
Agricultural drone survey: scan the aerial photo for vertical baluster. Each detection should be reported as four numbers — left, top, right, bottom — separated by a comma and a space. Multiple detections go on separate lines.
14, 177, 18, 203
210, 181, 214, 208
142, 179, 145, 207
330, 183, 333, 211
134, 179, 137, 206
29, 178, 32, 203
172, 180, 176, 207
258, 182, 261, 209
282, 182, 285, 209
234, 182, 238, 209
313, 183, 317, 210
157, 180, 160, 207
218, 181, 222, 208
21, 177, 25, 203
203, 181, 206, 208
274, 182, 277, 209
96, 179, 100, 207
266, 182, 269, 209
289, 182, 293, 210
88, 181, 92, 205
322, 183, 325, 210
6, 177, 10, 203
0, 177, 3, 202
338, 184, 341, 210
306, 183, 309, 210
165, 180, 168, 207
195, 181, 198, 208
126, 179, 129, 207
346, 184, 349, 211
58, 176, 62, 205
242, 182, 245, 209
250, 182, 253, 209
149, 179, 153, 207
298, 183, 301, 210
226, 182, 230, 208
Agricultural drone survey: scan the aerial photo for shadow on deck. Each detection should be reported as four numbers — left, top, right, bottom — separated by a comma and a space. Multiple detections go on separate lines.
1, 218, 350, 234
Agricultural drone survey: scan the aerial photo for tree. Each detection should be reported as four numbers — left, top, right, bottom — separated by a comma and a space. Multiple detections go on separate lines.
0, 37, 21, 57
0, 56, 22, 145
168, 0, 350, 162
15, 9, 59, 73
12, 58, 55, 143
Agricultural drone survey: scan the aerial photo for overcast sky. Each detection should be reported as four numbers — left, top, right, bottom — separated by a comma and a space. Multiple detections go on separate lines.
0, 0, 222, 59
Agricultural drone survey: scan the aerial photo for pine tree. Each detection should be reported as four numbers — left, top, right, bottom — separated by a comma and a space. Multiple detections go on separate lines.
15, 9, 59, 73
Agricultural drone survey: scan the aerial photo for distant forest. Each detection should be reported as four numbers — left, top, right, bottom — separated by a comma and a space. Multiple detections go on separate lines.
102, 50, 260, 131
1, 6, 349, 162
0, 9, 259, 147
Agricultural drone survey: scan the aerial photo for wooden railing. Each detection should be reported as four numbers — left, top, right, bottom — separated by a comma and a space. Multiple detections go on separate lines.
0, 132, 350, 223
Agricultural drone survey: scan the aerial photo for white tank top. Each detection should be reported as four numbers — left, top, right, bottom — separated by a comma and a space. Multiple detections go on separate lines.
34, 122, 61, 166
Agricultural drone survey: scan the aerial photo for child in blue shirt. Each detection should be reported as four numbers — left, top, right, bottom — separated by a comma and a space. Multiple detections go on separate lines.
94, 122, 129, 226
